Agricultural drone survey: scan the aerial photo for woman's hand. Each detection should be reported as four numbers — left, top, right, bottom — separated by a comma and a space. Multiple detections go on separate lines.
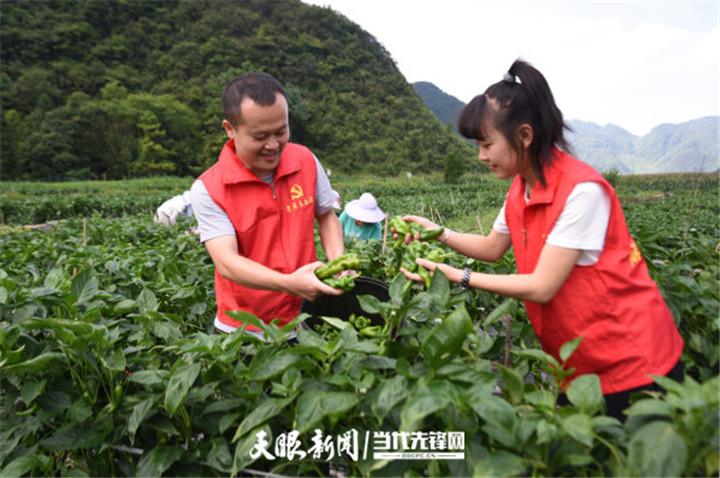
390, 215, 441, 245
400, 257, 462, 285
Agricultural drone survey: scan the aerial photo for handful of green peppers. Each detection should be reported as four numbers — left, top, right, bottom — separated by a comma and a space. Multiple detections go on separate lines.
389, 216, 445, 247
315, 253, 363, 291
390, 216, 451, 288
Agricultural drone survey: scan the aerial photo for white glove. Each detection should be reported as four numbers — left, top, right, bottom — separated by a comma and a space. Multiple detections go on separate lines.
154, 195, 187, 225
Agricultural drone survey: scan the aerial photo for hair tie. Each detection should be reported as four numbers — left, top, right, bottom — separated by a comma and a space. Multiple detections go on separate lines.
503, 72, 522, 85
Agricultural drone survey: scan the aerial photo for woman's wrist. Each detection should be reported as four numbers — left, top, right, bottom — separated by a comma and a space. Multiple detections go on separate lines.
441, 228, 452, 244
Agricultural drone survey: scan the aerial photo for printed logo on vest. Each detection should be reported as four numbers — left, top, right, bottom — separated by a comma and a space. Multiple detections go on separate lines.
629, 241, 642, 267
290, 184, 304, 200
287, 183, 314, 213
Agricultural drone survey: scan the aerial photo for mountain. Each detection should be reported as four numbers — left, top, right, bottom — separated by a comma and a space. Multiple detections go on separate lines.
413, 82, 719, 174
412, 81, 464, 128
0, 0, 474, 180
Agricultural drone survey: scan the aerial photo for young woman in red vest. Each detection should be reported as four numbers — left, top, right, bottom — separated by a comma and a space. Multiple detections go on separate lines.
399, 59, 684, 421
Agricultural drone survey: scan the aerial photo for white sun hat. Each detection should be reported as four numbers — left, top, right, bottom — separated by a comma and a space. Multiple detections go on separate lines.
344, 192, 385, 223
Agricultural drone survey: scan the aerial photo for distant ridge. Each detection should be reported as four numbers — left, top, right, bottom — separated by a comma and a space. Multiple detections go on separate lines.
413, 81, 719, 174
412, 81, 464, 128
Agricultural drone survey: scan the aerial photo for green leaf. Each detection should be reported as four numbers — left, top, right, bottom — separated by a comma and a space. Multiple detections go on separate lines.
203, 398, 246, 415
67, 397, 92, 424
137, 288, 159, 313
100, 348, 126, 372
43, 267, 64, 290
21, 380, 46, 405
233, 398, 292, 442
248, 350, 300, 381
389, 273, 409, 305
71, 268, 99, 304
152, 445, 184, 476
524, 389, 556, 410
628, 421, 687, 477
220, 413, 242, 434
226, 311, 281, 340
482, 298, 518, 328
566, 374, 603, 416
625, 398, 675, 418
471, 395, 517, 448
559, 336, 583, 363
535, 419, 558, 444
164, 362, 201, 416
428, 267, 449, 299
372, 375, 411, 422
128, 395, 158, 444
1, 453, 52, 478
294, 389, 325, 435
561, 413, 594, 447
473, 450, 526, 477
512, 348, 560, 369
420, 304, 472, 368
40, 423, 106, 451
4, 352, 68, 374
294, 390, 360, 434
207, 437, 233, 473
129, 370, 169, 387
357, 293, 383, 314
319, 316, 350, 331
497, 365, 524, 405
400, 380, 457, 432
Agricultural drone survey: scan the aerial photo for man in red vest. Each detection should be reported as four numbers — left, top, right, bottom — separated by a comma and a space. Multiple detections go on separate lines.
190, 73, 345, 336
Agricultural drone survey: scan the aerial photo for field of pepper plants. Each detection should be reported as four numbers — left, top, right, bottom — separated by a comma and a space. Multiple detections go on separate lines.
1, 172, 718, 477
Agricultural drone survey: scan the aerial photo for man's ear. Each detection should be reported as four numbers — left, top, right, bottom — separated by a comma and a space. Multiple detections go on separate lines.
222, 120, 236, 140
517, 124, 534, 149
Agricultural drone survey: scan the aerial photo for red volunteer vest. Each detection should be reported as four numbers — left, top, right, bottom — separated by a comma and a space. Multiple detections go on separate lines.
199, 140, 318, 329
505, 149, 683, 394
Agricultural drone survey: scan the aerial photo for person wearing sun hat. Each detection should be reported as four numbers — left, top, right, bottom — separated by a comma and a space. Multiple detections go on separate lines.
339, 192, 385, 240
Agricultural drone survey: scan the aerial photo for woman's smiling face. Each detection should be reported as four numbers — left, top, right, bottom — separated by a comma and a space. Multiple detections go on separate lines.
475, 125, 523, 180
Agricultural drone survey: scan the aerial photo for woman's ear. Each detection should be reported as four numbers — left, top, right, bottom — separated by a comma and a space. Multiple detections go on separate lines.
517, 124, 534, 149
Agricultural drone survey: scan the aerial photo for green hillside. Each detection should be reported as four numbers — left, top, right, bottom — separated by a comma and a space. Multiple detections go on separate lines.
0, 0, 475, 180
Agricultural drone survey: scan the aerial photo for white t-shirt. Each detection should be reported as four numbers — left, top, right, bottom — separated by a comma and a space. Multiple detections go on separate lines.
493, 181, 611, 266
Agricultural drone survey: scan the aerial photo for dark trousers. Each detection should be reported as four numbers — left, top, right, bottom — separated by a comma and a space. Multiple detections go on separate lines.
559, 359, 684, 422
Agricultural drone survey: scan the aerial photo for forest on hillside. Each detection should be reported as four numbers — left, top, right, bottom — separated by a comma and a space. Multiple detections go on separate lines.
0, 0, 475, 181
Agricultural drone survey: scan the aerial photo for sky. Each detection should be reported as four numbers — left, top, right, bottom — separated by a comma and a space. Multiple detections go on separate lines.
302, 0, 719, 137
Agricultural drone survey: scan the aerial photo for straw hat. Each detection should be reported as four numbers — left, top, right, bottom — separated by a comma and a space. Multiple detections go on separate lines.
344, 193, 385, 223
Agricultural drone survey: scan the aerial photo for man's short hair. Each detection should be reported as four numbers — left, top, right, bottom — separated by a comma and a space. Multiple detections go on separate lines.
222, 72, 287, 127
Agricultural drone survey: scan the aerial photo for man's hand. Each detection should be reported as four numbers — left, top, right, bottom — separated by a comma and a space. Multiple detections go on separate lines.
285, 262, 345, 301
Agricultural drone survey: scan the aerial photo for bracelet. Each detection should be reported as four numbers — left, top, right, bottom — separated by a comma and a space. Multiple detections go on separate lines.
459, 267, 472, 290
441, 228, 452, 243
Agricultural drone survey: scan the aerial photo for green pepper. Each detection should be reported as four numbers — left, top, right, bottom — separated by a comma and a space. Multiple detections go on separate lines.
353, 316, 371, 330
322, 274, 359, 291
419, 226, 445, 241
315, 254, 362, 280
417, 266, 431, 288
111, 383, 123, 410
359, 325, 382, 337
424, 247, 446, 262
390, 216, 409, 235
